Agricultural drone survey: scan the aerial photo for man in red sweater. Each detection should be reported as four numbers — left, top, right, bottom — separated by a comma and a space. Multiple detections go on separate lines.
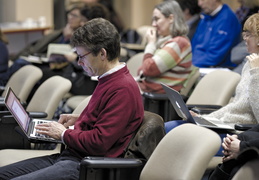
0, 18, 144, 180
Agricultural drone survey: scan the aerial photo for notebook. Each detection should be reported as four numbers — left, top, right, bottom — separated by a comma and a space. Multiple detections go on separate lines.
20, 43, 73, 64
4, 87, 62, 143
161, 83, 235, 130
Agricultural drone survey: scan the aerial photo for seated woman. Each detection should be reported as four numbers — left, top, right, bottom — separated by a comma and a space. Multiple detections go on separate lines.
165, 13, 259, 134
137, 1, 193, 94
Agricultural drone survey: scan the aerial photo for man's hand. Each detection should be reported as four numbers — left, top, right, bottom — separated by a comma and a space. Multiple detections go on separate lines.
35, 121, 66, 140
58, 114, 79, 128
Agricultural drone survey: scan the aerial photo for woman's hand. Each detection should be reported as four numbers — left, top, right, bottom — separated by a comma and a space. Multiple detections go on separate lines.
146, 28, 157, 44
189, 110, 199, 117
222, 134, 240, 162
247, 53, 259, 68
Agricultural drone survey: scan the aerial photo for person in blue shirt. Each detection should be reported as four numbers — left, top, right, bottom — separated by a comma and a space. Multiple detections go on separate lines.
191, 0, 241, 68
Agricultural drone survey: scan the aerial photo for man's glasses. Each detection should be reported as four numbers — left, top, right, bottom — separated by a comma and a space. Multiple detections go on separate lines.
78, 51, 92, 60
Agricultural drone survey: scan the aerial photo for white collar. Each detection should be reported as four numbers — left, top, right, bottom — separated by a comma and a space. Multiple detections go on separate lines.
99, 62, 126, 79
211, 4, 223, 16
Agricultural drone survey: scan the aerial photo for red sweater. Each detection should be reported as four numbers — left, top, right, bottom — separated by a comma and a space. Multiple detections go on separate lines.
63, 66, 144, 159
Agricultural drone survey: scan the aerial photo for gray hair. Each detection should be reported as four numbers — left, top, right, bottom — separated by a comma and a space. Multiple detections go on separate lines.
155, 0, 188, 37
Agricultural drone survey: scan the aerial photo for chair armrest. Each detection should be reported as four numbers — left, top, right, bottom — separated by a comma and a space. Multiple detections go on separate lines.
142, 92, 168, 100
80, 156, 143, 180
81, 156, 142, 168
235, 124, 256, 131
0, 86, 5, 94
0, 111, 11, 118
28, 111, 48, 118
0, 100, 5, 107
1, 115, 16, 123
188, 105, 222, 114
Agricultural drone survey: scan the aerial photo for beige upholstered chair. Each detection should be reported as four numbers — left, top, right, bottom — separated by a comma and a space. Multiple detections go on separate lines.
139, 123, 221, 180
1, 65, 43, 103
66, 95, 90, 112
78, 123, 220, 180
232, 158, 259, 180
26, 75, 72, 119
0, 94, 90, 167
0, 76, 72, 149
186, 70, 241, 111
126, 52, 144, 77
180, 66, 200, 98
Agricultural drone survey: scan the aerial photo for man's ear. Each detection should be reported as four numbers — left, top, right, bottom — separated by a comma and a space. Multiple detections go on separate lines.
100, 48, 107, 60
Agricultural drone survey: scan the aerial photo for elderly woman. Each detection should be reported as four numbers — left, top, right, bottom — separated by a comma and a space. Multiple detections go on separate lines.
137, 0, 193, 94
208, 13, 259, 180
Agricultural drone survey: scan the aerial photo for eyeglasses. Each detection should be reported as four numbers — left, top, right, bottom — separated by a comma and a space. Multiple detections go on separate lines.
67, 12, 81, 19
242, 31, 255, 40
78, 51, 92, 60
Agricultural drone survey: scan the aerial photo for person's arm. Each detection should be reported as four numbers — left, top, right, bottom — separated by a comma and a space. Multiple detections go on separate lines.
141, 37, 190, 77
247, 54, 259, 123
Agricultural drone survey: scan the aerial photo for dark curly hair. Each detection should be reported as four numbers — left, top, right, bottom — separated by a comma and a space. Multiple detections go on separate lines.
71, 18, 120, 61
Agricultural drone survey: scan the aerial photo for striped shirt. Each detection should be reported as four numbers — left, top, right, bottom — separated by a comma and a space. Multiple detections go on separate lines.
138, 35, 193, 93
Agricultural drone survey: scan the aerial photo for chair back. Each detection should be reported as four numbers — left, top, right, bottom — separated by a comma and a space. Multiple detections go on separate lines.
2, 65, 42, 103
180, 66, 200, 97
72, 96, 92, 114
232, 158, 259, 180
126, 52, 144, 77
136, 26, 155, 47
26, 76, 72, 119
139, 123, 221, 180
186, 70, 241, 107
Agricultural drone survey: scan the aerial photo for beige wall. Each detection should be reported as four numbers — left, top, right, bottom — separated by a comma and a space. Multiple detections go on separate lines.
114, 0, 162, 29
0, 0, 53, 27
0, 0, 240, 31
114, 0, 240, 30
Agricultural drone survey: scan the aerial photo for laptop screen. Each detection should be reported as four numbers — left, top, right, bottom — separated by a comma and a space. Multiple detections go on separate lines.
4, 87, 30, 132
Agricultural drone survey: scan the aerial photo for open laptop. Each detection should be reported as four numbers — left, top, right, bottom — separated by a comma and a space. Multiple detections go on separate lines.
4, 87, 62, 143
161, 83, 235, 130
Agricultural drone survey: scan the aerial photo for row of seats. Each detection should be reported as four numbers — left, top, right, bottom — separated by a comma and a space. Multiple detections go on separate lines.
0, 62, 256, 179
0, 78, 258, 179
0, 65, 72, 149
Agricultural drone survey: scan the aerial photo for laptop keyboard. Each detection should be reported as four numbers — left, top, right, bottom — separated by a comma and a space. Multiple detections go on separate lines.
32, 120, 50, 138
193, 116, 216, 126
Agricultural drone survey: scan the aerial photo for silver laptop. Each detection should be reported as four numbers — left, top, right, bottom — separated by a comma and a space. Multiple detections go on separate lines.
4, 87, 62, 143
161, 83, 234, 130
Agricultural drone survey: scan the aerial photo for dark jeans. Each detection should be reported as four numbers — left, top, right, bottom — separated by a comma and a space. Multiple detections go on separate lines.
0, 153, 80, 180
